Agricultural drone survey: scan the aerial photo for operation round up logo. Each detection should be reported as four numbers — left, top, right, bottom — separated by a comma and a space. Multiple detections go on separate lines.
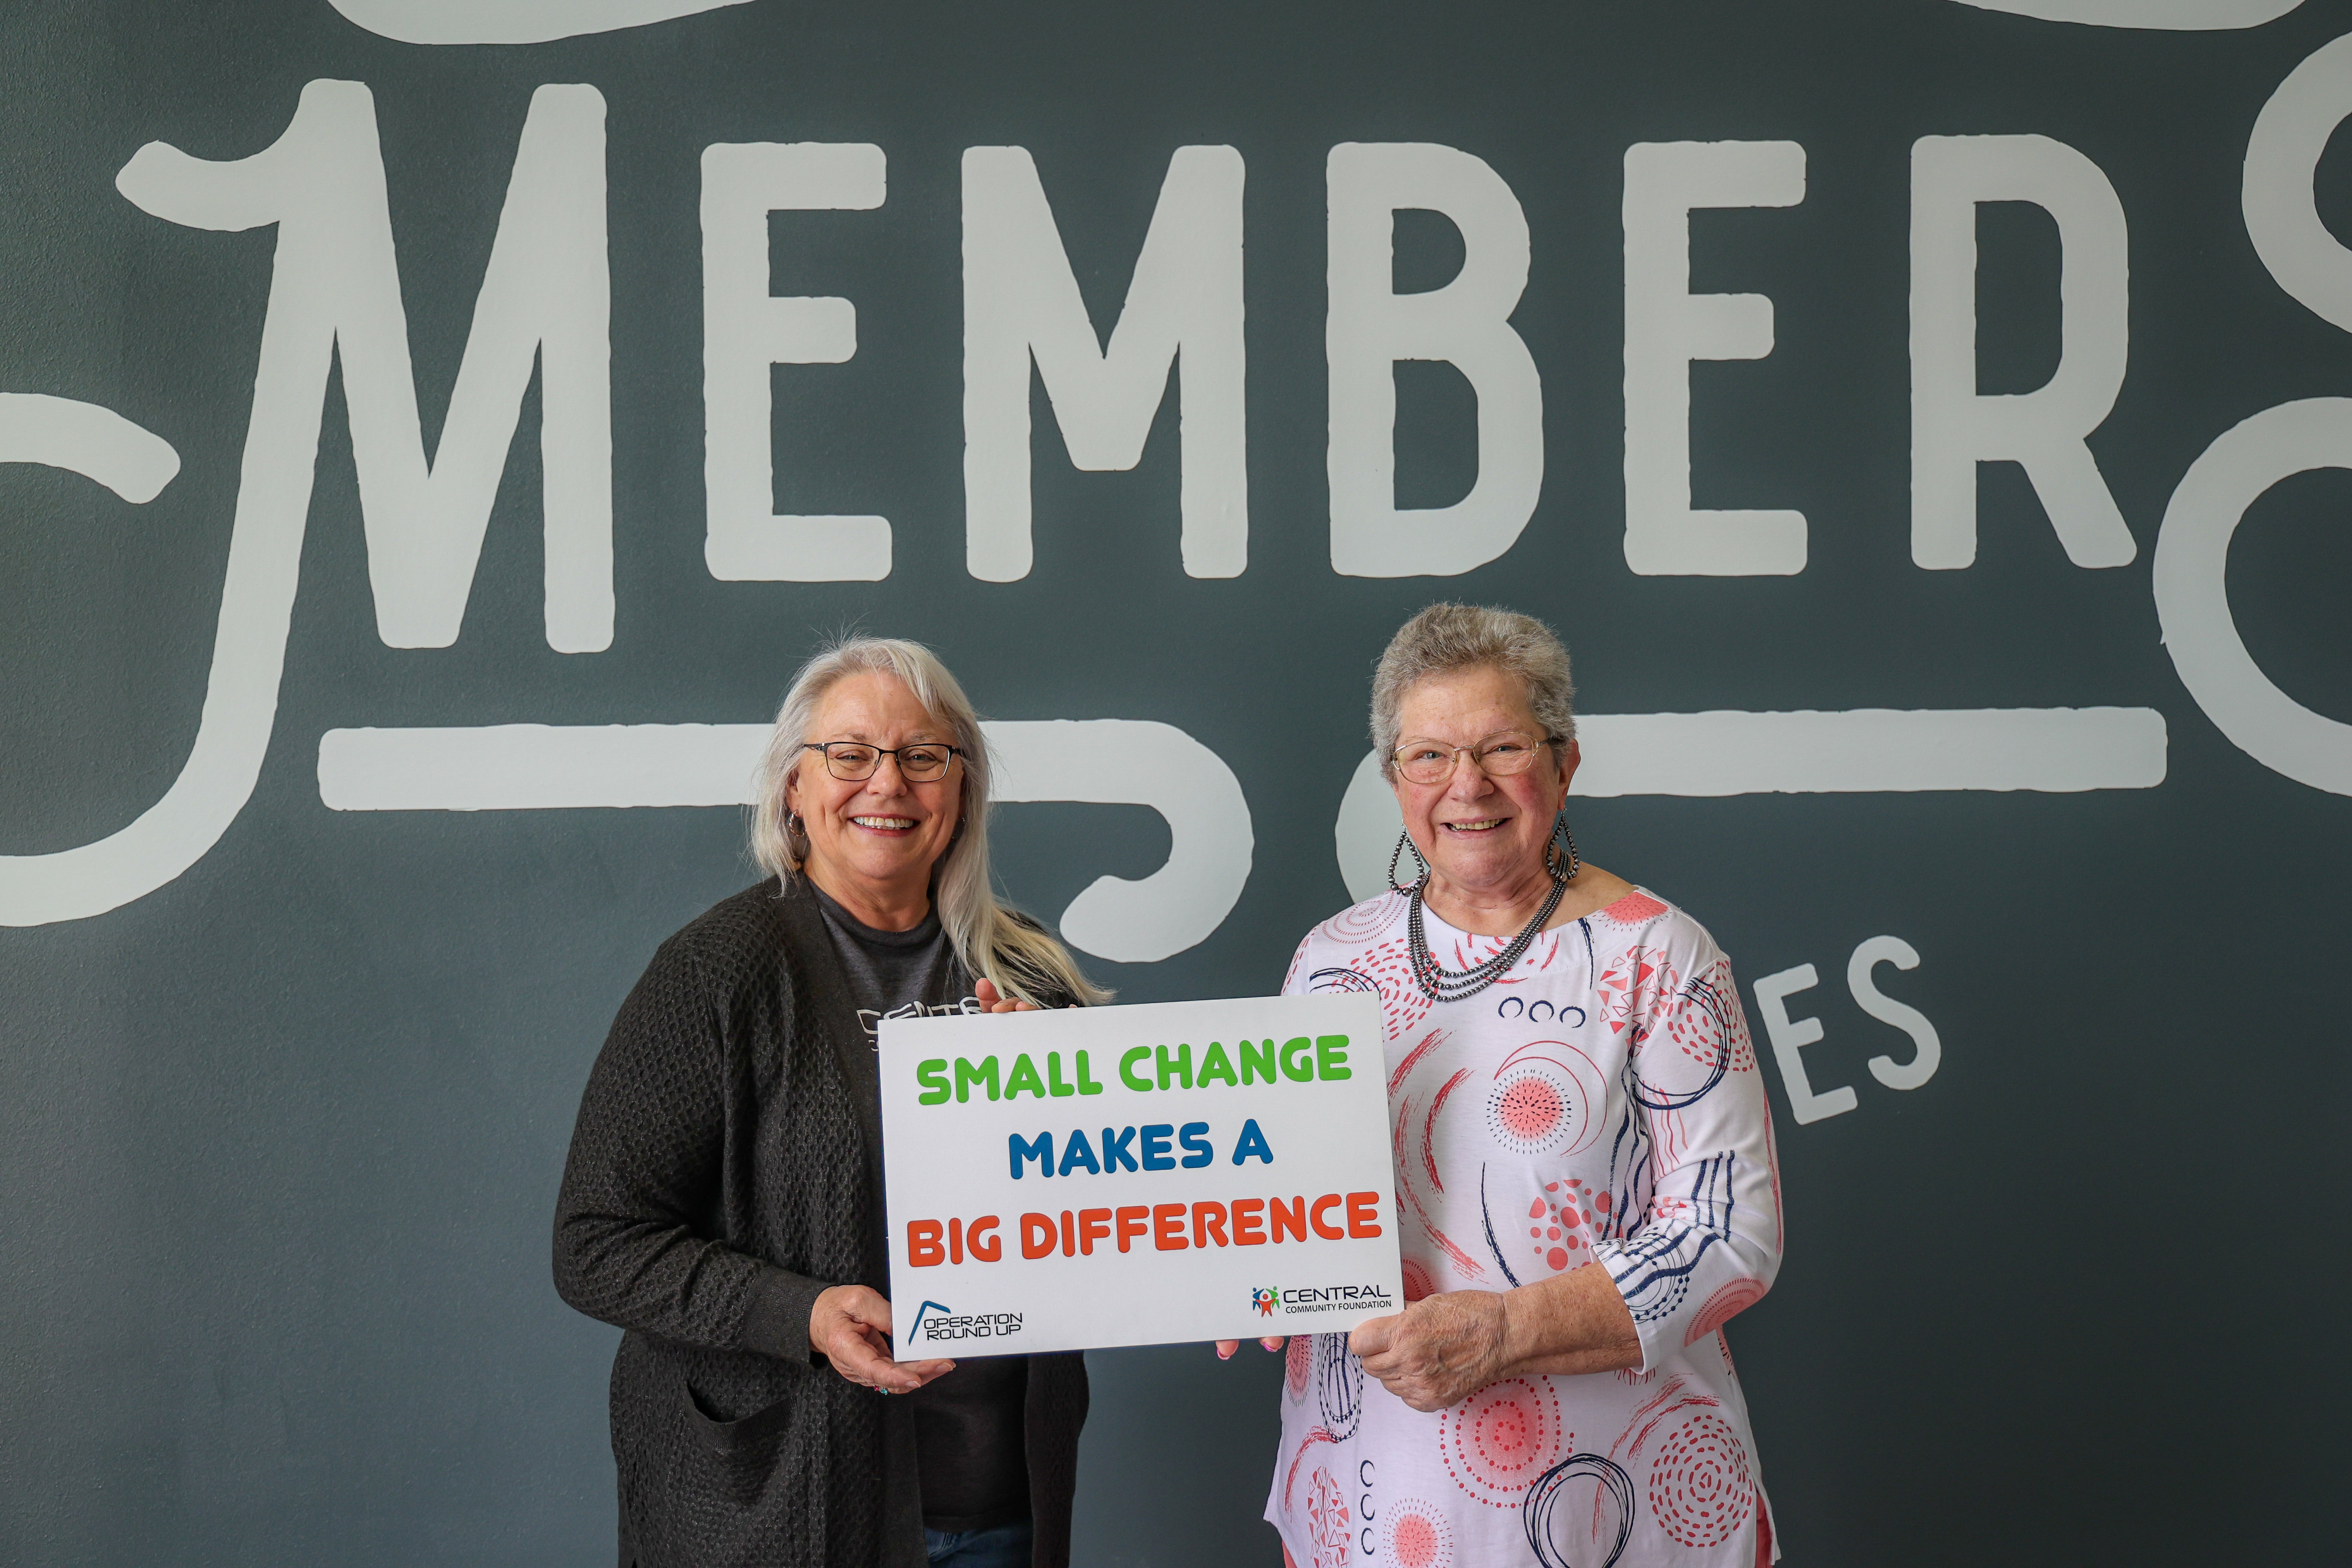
908, 1301, 1026, 1344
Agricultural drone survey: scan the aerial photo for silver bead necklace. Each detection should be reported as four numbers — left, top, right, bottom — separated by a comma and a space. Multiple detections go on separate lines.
1391, 821, 1579, 1003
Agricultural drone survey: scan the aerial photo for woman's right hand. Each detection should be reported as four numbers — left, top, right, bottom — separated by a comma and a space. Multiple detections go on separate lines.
1213, 1336, 1289, 1360
811, 1284, 955, 1393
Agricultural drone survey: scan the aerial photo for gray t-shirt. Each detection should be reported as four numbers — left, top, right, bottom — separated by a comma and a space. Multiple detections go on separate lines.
811, 882, 977, 1055
808, 884, 1031, 1533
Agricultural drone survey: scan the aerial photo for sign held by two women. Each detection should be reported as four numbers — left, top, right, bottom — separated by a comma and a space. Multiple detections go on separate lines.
880, 994, 1400, 1356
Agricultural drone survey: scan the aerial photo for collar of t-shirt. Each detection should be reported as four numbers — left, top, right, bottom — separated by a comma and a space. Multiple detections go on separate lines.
806, 880, 974, 1048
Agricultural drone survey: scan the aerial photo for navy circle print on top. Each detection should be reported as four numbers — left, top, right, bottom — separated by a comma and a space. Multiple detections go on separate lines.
1522, 1453, 1635, 1568
1313, 1334, 1366, 1441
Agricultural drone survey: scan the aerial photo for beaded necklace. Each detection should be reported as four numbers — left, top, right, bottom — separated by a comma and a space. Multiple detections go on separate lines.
1394, 828, 1580, 1003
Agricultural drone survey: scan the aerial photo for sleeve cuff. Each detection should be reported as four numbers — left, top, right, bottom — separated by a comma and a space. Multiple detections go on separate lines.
738, 1268, 833, 1364
1590, 1243, 1668, 1375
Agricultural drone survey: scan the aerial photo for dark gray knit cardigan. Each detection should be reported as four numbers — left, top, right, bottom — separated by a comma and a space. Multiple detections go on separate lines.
552, 878, 1088, 1568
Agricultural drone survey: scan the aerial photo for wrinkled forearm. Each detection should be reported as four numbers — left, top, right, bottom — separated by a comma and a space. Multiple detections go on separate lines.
1497, 1262, 1642, 1378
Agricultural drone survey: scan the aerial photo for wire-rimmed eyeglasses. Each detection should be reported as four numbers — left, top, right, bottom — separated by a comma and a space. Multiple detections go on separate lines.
801, 741, 962, 783
1390, 731, 1561, 787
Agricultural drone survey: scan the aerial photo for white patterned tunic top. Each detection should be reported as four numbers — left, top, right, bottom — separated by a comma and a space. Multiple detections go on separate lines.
1263, 887, 1783, 1568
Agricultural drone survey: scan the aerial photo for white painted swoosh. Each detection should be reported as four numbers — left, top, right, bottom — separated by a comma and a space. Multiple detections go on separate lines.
326, 0, 753, 46
1332, 709, 2169, 903
1947, 0, 2304, 28
0, 393, 179, 503
0, 396, 192, 926
315, 718, 1259, 965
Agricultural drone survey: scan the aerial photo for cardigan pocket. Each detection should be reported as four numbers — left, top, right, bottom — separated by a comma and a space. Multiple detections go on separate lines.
679, 1358, 812, 1455
611, 1335, 836, 1568
664, 1357, 832, 1546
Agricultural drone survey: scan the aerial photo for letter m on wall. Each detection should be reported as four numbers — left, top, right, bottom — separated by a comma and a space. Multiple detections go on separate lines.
118, 80, 614, 651
962, 145, 1246, 582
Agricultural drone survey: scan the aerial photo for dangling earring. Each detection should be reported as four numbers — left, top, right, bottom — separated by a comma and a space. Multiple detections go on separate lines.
1388, 830, 1429, 893
1544, 811, 1579, 884
787, 810, 806, 841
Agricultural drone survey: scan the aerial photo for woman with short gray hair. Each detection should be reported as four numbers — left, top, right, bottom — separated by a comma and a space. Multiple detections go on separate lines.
1225, 603, 1785, 1567
556, 636, 1101, 1568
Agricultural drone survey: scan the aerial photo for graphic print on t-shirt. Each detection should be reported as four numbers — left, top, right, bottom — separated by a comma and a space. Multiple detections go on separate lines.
857, 995, 983, 1044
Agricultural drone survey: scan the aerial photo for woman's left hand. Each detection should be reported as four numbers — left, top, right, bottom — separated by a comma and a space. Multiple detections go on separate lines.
1213, 1336, 1289, 1360
973, 978, 1038, 1013
1348, 1291, 1511, 1413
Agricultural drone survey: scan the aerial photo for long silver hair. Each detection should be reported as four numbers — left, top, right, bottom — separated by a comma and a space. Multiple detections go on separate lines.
751, 636, 1109, 1008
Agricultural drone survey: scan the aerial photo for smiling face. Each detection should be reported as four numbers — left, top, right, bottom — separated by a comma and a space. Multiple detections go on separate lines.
783, 669, 965, 925
1390, 663, 1577, 901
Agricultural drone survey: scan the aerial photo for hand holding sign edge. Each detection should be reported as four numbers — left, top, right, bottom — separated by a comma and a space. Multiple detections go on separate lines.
810, 1284, 956, 1393
973, 977, 1038, 1013
1213, 1336, 1289, 1359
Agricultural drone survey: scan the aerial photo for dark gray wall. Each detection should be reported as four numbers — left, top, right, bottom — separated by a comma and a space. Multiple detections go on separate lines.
3, 2, 2348, 1564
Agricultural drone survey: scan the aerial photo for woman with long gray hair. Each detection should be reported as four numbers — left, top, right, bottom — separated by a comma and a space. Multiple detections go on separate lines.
555, 636, 1104, 1568
1224, 603, 1784, 1568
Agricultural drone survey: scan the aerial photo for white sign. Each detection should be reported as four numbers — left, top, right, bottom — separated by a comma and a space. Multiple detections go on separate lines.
879, 993, 1398, 1357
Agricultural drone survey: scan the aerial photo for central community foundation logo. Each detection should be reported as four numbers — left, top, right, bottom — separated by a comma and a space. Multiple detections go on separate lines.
1252, 1283, 1397, 1319
907, 1301, 1026, 1344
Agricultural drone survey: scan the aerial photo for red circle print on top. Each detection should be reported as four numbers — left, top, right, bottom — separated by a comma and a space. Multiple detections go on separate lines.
1596, 890, 1668, 927
1488, 1066, 1569, 1153
1381, 1499, 1455, 1568
1436, 1377, 1565, 1507
1286, 1335, 1314, 1402
1661, 958, 1756, 1073
1647, 1412, 1755, 1549
1683, 1278, 1769, 1346
1318, 891, 1403, 945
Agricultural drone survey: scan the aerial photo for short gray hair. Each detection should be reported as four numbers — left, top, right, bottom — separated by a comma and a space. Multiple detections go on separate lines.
1370, 603, 1576, 777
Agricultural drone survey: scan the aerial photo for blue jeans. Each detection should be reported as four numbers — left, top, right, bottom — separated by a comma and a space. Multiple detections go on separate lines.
924, 1519, 1032, 1568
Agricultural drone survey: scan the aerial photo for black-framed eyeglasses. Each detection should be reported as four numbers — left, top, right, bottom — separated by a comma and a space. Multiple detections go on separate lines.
801, 741, 962, 783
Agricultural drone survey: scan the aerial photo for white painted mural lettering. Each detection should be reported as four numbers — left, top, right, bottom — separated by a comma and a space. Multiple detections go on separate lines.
120, 78, 615, 652
701, 140, 891, 581
1753, 939, 1943, 1125
962, 146, 1248, 582
1622, 139, 1808, 576
4, 79, 611, 926
1945, 0, 2305, 28
1326, 142, 1543, 578
2154, 34, 2352, 796
1752, 964, 1854, 1126
21, 27, 2352, 934
1910, 135, 2135, 571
